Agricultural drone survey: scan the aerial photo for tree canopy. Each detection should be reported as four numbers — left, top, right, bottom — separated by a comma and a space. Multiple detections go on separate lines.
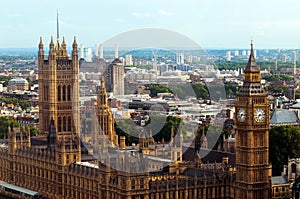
0, 97, 30, 110
0, 117, 19, 138
270, 125, 300, 176
264, 74, 294, 82
115, 115, 182, 145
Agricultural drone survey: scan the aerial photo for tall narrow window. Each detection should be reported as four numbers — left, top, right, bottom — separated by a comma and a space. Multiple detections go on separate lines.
58, 86, 61, 101
63, 116, 66, 131
68, 116, 71, 131
292, 163, 297, 173
58, 117, 62, 132
46, 86, 49, 101
44, 86, 46, 101
67, 85, 71, 101
63, 85, 66, 101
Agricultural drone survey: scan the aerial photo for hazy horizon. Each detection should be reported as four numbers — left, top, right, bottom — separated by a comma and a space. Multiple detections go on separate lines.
2, 0, 300, 49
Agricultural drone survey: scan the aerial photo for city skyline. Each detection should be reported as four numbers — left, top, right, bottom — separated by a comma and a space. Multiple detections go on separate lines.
1, 0, 300, 49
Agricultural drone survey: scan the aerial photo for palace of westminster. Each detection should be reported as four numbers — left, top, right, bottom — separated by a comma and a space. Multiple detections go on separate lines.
0, 30, 298, 199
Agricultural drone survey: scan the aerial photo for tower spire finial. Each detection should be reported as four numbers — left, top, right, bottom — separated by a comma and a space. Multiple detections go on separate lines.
57, 9, 60, 40
250, 37, 254, 51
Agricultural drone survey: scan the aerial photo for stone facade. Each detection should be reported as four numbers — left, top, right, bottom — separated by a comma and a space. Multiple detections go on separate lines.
235, 43, 272, 199
0, 39, 272, 199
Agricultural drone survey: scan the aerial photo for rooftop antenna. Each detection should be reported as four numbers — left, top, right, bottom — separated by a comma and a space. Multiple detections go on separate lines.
57, 9, 60, 40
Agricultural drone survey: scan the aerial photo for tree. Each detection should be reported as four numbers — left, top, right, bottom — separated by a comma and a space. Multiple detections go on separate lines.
114, 115, 182, 145
270, 125, 300, 175
148, 85, 170, 97
268, 85, 289, 95
29, 126, 37, 136
192, 83, 209, 99
0, 97, 30, 110
0, 117, 19, 139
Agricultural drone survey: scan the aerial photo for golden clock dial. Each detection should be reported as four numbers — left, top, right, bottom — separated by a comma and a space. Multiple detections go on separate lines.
254, 108, 266, 122
237, 108, 246, 122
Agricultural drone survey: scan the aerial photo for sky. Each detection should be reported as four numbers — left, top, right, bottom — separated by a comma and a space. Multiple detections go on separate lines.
1, 0, 300, 49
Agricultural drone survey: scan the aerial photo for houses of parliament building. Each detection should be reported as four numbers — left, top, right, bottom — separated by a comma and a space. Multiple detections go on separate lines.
0, 33, 274, 199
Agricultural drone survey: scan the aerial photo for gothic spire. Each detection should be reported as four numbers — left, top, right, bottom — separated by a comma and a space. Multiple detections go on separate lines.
39, 36, 44, 49
57, 9, 60, 40
72, 35, 78, 50
244, 40, 259, 73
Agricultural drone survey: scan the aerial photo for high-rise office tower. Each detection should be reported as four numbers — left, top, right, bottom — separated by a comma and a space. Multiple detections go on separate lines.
176, 53, 184, 64
125, 54, 133, 66
105, 58, 124, 96
99, 44, 104, 59
95, 44, 99, 58
80, 44, 84, 59
226, 51, 231, 61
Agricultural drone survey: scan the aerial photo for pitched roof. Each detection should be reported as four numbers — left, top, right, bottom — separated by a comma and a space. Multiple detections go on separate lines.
182, 146, 236, 166
270, 109, 299, 125
272, 176, 288, 185
244, 43, 260, 72
290, 101, 300, 109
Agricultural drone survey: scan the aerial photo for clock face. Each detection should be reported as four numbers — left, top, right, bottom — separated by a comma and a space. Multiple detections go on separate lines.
254, 108, 266, 122
237, 108, 246, 122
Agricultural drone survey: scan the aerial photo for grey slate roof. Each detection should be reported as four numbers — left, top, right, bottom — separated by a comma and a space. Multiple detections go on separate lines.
290, 101, 300, 109
270, 109, 299, 125
272, 176, 288, 185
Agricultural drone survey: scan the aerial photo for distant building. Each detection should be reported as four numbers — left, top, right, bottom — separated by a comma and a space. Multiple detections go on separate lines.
99, 44, 104, 59
242, 50, 247, 56
105, 58, 125, 96
226, 51, 231, 61
7, 78, 28, 92
79, 45, 92, 61
79, 58, 106, 73
176, 53, 184, 64
282, 54, 287, 63
270, 109, 300, 127
234, 50, 239, 57
94, 44, 99, 58
125, 54, 133, 66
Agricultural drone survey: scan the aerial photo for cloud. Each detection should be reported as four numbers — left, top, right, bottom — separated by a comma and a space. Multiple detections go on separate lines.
8, 13, 23, 17
131, 9, 173, 18
114, 18, 124, 22
131, 12, 153, 18
158, 9, 173, 16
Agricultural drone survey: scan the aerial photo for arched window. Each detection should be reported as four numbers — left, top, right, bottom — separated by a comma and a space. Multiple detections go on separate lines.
67, 85, 71, 101
62, 85, 66, 101
58, 117, 62, 132
63, 116, 66, 131
140, 179, 144, 189
43, 86, 46, 101
292, 163, 297, 173
46, 86, 49, 101
58, 86, 61, 101
68, 116, 71, 131
131, 179, 135, 190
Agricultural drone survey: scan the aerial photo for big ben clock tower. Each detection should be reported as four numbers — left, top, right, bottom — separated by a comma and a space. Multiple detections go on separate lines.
235, 42, 272, 199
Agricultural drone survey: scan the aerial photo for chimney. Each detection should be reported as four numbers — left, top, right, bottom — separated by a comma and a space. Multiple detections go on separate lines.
120, 136, 126, 149
115, 43, 118, 59
99, 44, 104, 59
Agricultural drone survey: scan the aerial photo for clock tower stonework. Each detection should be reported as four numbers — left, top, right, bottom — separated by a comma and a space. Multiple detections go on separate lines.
235, 42, 272, 199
